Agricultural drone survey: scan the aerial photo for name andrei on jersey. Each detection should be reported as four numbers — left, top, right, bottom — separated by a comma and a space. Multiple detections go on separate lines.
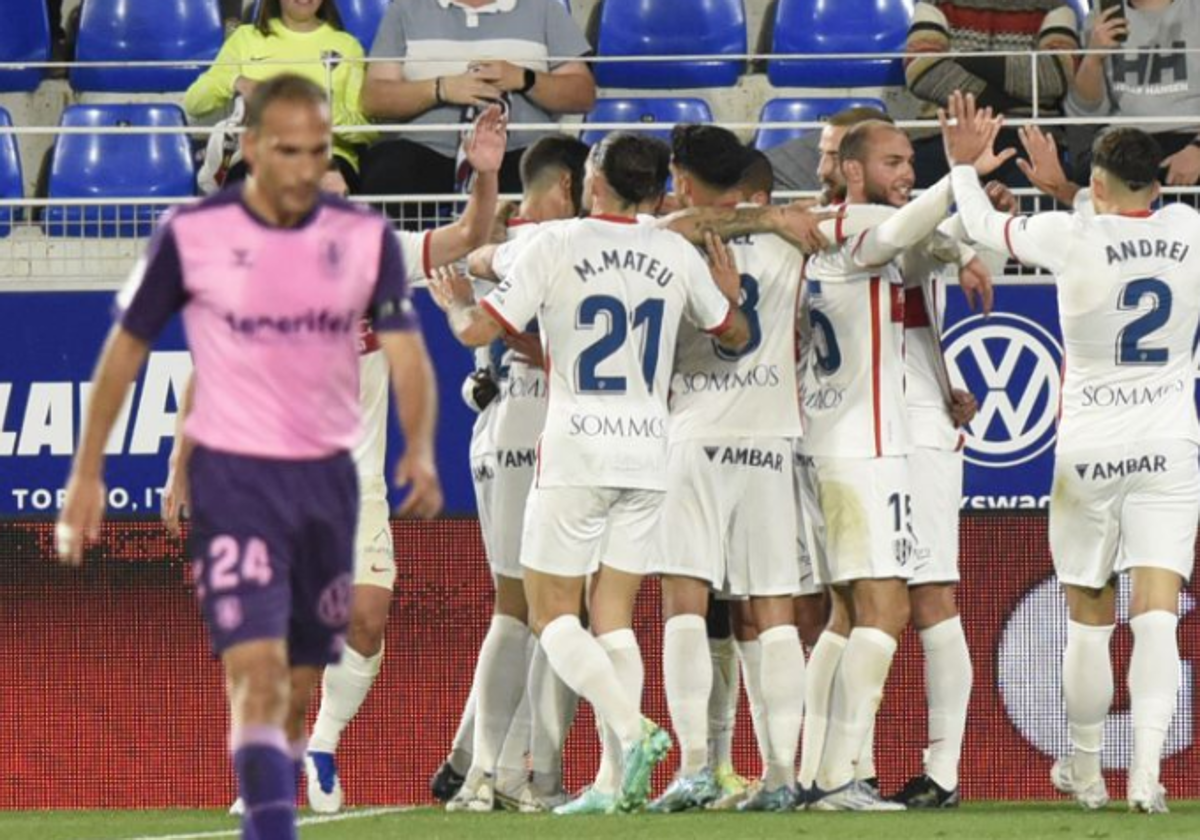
574, 250, 675, 287
1105, 238, 1191, 265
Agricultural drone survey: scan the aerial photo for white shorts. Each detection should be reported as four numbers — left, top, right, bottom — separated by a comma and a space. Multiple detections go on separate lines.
354, 477, 396, 590
657, 438, 800, 598
471, 443, 537, 580
800, 455, 915, 586
352, 351, 395, 590
1050, 440, 1200, 589
794, 444, 822, 597
908, 447, 963, 587
521, 486, 664, 578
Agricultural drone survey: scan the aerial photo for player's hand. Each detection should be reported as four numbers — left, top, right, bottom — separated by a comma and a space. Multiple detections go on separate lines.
233, 76, 259, 101
984, 180, 1018, 215
777, 202, 832, 254
464, 104, 508, 175
505, 332, 546, 370
56, 473, 106, 566
162, 456, 190, 539
394, 450, 443, 519
469, 60, 525, 93
1090, 4, 1129, 50
1015, 125, 1073, 202
427, 265, 476, 313
1163, 144, 1200, 187
959, 255, 994, 315
439, 72, 504, 108
949, 388, 979, 427
940, 91, 1010, 170
704, 232, 742, 304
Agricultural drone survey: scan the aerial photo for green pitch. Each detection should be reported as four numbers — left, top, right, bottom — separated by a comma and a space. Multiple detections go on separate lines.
4, 803, 1200, 840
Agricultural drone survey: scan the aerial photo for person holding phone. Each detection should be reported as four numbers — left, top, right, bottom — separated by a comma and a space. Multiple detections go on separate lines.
1069, 0, 1200, 186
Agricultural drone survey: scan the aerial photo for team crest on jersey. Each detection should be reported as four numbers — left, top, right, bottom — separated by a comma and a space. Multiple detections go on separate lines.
944, 313, 1063, 469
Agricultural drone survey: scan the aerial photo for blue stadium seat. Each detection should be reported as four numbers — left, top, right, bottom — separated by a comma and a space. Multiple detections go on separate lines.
581, 97, 714, 146
594, 0, 746, 89
753, 97, 888, 151
71, 0, 224, 92
45, 105, 195, 238
0, 109, 24, 238
248, 0, 392, 49
0, 0, 50, 92
769, 0, 914, 87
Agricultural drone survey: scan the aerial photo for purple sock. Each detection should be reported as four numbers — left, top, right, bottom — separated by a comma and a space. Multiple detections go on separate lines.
231, 726, 296, 840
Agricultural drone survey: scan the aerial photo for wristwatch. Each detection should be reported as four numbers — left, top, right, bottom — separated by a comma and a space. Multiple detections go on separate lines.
520, 68, 537, 94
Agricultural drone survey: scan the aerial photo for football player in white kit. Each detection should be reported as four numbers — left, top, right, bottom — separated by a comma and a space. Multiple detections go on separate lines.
649, 125, 807, 813
437, 135, 590, 813
428, 132, 751, 813
943, 91, 1200, 814
798, 118, 999, 812
163, 105, 508, 814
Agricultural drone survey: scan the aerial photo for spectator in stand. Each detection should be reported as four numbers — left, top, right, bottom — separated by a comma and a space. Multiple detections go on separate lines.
184, 0, 373, 194
359, 0, 595, 201
903, 0, 1080, 186
1068, 0, 1200, 187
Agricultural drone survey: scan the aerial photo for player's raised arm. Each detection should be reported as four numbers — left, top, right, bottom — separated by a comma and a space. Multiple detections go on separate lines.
424, 105, 506, 269
942, 92, 1072, 273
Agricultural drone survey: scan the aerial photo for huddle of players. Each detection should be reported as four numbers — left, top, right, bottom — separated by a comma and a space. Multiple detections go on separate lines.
305, 93, 1196, 815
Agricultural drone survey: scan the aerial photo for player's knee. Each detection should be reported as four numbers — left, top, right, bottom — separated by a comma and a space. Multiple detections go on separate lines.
493, 576, 529, 622
347, 616, 387, 658
853, 585, 910, 638
230, 661, 290, 726
909, 584, 957, 631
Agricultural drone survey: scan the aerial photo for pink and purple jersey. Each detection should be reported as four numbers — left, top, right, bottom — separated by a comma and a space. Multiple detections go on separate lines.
119, 187, 419, 460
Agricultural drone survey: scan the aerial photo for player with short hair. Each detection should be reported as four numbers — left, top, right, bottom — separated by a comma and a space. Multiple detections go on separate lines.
798, 117, 999, 811
429, 132, 751, 813
57, 75, 441, 840
163, 104, 508, 816
437, 134, 590, 814
944, 91, 1200, 815
649, 125, 807, 814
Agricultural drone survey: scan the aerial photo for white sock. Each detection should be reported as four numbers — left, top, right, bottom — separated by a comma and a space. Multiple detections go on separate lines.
539, 616, 643, 748
591, 629, 644, 794
707, 634, 739, 769
469, 615, 532, 777
529, 641, 576, 793
1063, 620, 1114, 782
759, 625, 806, 789
854, 712, 877, 781
448, 684, 477, 774
664, 615, 712, 776
920, 616, 972, 790
496, 636, 536, 792
309, 643, 383, 754
735, 638, 771, 771
1129, 611, 1180, 784
817, 627, 897, 791
798, 631, 846, 788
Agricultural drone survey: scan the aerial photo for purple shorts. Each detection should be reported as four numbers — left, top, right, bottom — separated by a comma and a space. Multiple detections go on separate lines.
188, 446, 359, 667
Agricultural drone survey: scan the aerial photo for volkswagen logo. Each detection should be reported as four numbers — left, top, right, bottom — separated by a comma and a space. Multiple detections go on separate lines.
944, 313, 1063, 468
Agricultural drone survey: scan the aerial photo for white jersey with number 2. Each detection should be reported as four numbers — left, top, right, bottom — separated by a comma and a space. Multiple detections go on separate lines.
951, 166, 1200, 453
483, 216, 732, 491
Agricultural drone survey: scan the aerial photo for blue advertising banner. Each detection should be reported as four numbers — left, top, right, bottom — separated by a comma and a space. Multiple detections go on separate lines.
943, 283, 1064, 510
0, 291, 478, 515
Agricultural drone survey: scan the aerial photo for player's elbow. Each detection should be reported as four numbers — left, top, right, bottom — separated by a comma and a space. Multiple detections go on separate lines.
466, 246, 498, 281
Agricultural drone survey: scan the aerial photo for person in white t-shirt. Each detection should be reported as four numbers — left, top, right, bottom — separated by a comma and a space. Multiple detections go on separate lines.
428, 132, 750, 814
944, 91, 1200, 815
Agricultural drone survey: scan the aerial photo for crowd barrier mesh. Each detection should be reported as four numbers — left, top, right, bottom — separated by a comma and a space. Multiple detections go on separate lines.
1, 515, 1198, 808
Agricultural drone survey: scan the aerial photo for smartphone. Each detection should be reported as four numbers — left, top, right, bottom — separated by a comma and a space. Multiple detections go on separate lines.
1098, 0, 1127, 43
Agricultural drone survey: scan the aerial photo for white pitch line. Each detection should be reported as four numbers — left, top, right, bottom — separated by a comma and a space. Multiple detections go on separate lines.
87, 806, 414, 840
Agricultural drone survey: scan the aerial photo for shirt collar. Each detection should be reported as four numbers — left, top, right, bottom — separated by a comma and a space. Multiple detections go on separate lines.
436, 0, 518, 13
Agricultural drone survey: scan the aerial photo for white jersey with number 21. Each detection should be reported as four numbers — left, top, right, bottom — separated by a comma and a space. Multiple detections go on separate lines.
482, 216, 732, 491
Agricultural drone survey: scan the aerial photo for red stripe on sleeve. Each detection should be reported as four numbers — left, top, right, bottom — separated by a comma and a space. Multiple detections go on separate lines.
704, 304, 735, 337
421, 230, 433, 278
869, 277, 883, 457
1003, 216, 1021, 261
479, 299, 520, 336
